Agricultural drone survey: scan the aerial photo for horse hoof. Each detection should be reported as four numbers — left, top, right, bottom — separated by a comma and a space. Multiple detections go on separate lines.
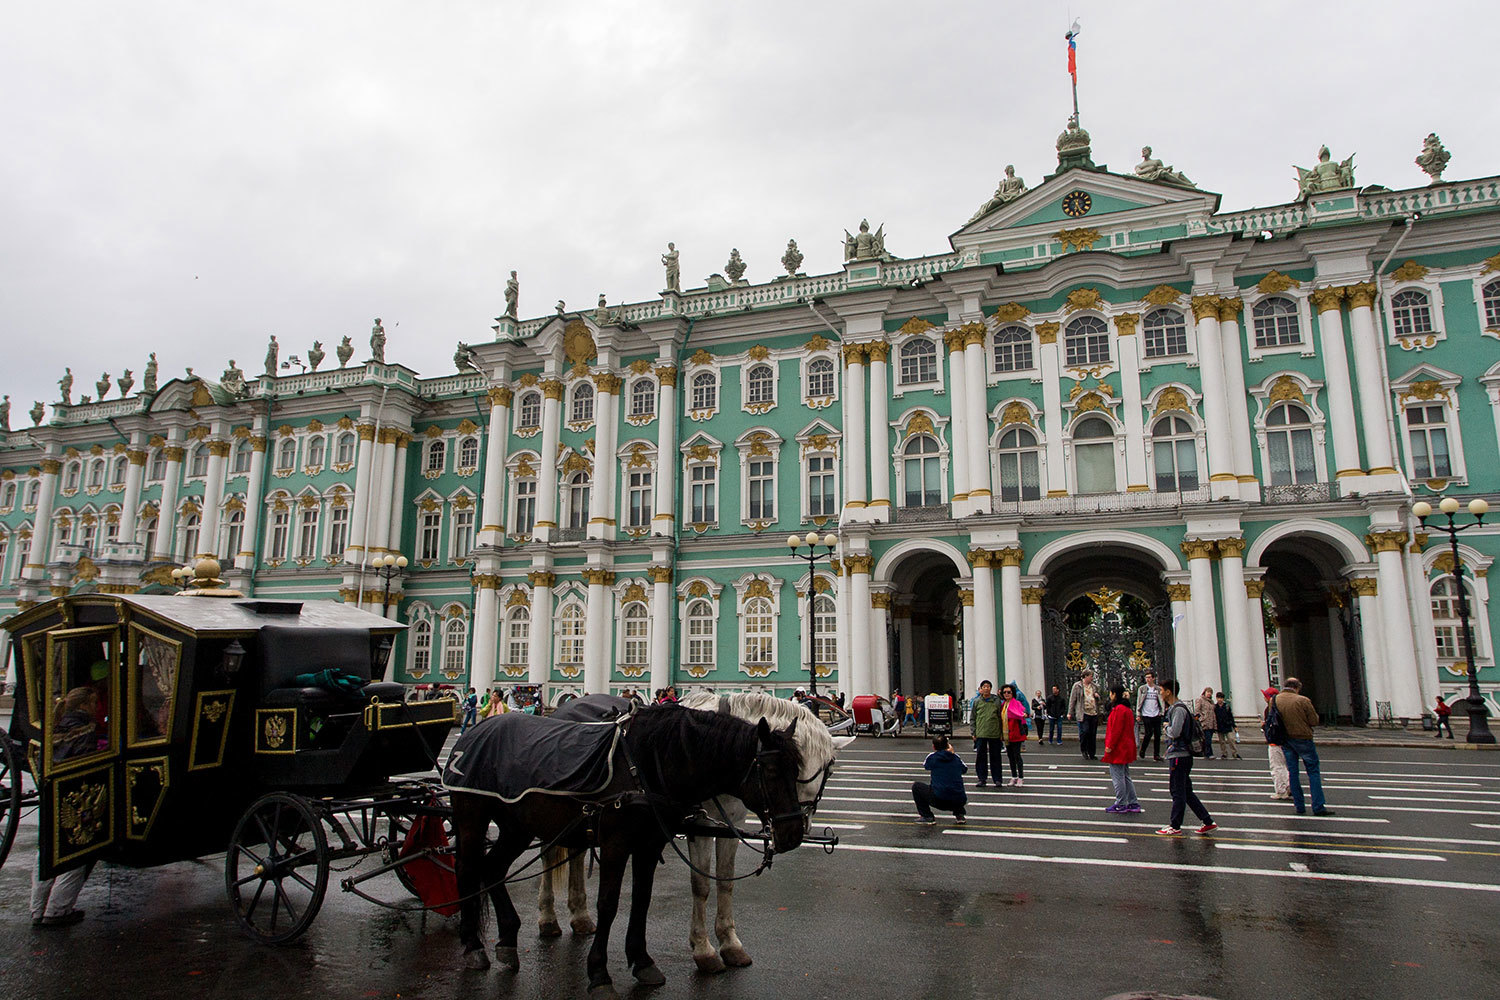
538, 920, 563, 938
721, 946, 753, 968
694, 953, 727, 975
494, 946, 520, 972
463, 948, 491, 971
571, 916, 597, 936
633, 963, 666, 987
587, 985, 619, 1000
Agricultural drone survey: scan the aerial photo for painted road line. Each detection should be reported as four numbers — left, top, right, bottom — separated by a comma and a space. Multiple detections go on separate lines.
858, 814, 1498, 846
816, 801, 1390, 823
841, 843, 1500, 894
1474, 823, 1500, 830
840, 760, 1500, 781
833, 768, 1493, 791
941, 830, 1129, 845
827, 778, 1500, 799
1213, 843, 1447, 862
817, 823, 866, 831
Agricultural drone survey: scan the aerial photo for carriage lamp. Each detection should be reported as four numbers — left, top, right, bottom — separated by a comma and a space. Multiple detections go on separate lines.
1412, 496, 1495, 744
787, 532, 839, 697
373, 634, 394, 674
221, 639, 247, 679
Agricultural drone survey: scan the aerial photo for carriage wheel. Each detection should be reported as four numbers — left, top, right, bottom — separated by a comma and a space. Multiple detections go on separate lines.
0, 736, 21, 871
225, 792, 329, 944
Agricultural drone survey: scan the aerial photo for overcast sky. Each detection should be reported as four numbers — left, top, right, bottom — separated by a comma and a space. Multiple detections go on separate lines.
2, 1, 1494, 422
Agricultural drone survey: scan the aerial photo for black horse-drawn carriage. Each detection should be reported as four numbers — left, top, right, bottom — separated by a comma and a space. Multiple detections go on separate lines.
0, 571, 456, 942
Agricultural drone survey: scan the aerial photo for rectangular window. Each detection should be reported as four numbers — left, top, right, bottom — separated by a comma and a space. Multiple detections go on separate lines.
506, 613, 529, 667
420, 510, 442, 561
515, 479, 537, 535
327, 505, 349, 557
1406, 404, 1452, 479
690, 464, 716, 524
747, 459, 774, 520
807, 455, 835, 516
452, 507, 475, 559
297, 507, 319, 558
268, 508, 289, 561
627, 470, 653, 528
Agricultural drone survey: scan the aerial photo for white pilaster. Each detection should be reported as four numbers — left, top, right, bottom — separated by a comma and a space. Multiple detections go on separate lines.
960, 591, 978, 702
1311, 288, 1364, 481
386, 435, 410, 557
649, 567, 672, 697
870, 594, 891, 697
1244, 571, 1271, 709
199, 427, 229, 558
1183, 542, 1221, 694
239, 430, 267, 573
1346, 285, 1398, 479
117, 440, 146, 544
1371, 532, 1423, 718
534, 379, 563, 541
962, 328, 990, 511
583, 569, 611, 694
1350, 577, 1390, 713
1217, 539, 1258, 710
652, 364, 679, 536
345, 423, 377, 563
1191, 296, 1237, 499
369, 429, 398, 557
997, 548, 1025, 687
587, 374, 619, 540
22, 457, 60, 582
945, 334, 972, 503
867, 342, 891, 521
970, 552, 1000, 687
1022, 583, 1045, 696
842, 346, 868, 515
527, 571, 555, 686
1217, 298, 1258, 499
847, 555, 872, 696
479, 387, 512, 547
153, 434, 185, 562
470, 579, 499, 693
1166, 573, 1194, 684
1116, 315, 1149, 491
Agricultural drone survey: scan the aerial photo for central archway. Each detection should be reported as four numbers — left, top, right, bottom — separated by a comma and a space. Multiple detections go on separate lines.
879, 544, 968, 703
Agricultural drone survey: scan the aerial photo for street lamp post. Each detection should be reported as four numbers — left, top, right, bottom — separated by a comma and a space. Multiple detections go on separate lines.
1412, 496, 1495, 744
374, 552, 409, 618
788, 531, 839, 698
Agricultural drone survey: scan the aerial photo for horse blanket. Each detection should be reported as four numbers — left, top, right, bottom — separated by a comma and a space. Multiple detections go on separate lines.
442, 711, 623, 803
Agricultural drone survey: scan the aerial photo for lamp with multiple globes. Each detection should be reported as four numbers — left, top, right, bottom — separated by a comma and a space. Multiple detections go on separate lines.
787, 531, 839, 697
374, 553, 409, 618
1411, 496, 1494, 744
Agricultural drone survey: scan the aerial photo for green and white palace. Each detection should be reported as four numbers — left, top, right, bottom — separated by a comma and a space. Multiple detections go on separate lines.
4, 124, 1499, 724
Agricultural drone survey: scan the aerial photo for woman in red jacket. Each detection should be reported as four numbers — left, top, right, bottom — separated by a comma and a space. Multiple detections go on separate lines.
1102, 683, 1141, 813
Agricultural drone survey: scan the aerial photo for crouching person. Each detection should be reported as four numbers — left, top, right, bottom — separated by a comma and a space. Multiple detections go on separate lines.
913, 737, 968, 826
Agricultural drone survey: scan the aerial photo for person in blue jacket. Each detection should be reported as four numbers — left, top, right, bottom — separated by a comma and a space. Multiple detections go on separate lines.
912, 737, 968, 825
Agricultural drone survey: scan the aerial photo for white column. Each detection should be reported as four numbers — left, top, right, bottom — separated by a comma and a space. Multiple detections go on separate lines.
239, 432, 267, 568
1310, 288, 1363, 480
960, 590, 977, 702
22, 458, 60, 582
369, 429, 398, 557
153, 437, 184, 562
870, 594, 891, 697
896, 606, 916, 694
1217, 298, 1257, 496
1403, 530, 1441, 711
117, 442, 147, 544
386, 435, 411, 557
997, 547, 1025, 686
1167, 579, 1194, 683
653, 365, 678, 536
534, 379, 563, 541
649, 567, 672, 697
527, 571, 555, 686
962, 327, 991, 510
842, 346, 868, 513
1217, 538, 1258, 710
945, 334, 972, 501
1191, 296, 1237, 499
1345, 284, 1397, 475
1023, 589, 1045, 697
834, 561, 850, 697
847, 555, 872, 696
345, 423, 377, 563
583, 569, 612, 694
1372, 532, 1423, 718
866, 342, 891, 520
478, 387, 512, 547
470, 577, 499, 693
1116, 315, 1150, 491
1245, 573, 1271, 706
587, 374, 619, 540
1183, 542, 1221, 694
1350, 577, 1390, 714
1038, 325, 1066, 495
199, 432, 229, 559
970, 551, 1000, 687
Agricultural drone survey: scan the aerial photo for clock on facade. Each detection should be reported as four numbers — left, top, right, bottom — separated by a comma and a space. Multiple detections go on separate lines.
1061, 190, 1093, 218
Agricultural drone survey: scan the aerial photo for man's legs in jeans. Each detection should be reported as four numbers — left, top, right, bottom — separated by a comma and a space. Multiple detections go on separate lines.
1139, 716, 1159, 758
1168, 756, 1212, 828
911, 782, 964, 820
1282, 744, 1305, 811
1284, 738, 1325, 812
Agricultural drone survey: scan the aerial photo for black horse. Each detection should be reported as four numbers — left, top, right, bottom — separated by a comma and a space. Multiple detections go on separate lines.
448, 703, 805, 999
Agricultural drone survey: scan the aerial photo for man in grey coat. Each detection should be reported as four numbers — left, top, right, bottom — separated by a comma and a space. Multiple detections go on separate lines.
1068, 670, 1106, 760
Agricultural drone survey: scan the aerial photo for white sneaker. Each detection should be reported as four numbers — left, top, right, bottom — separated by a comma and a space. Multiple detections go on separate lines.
1014, 778, 1024, 786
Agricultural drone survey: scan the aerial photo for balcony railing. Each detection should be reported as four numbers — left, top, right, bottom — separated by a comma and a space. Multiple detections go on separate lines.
1262, 481, 1340, 504
992, 486, 1212, 517
892, 503, 952, 524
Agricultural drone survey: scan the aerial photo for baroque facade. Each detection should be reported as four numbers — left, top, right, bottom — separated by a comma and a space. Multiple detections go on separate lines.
3, 126, 1499, 723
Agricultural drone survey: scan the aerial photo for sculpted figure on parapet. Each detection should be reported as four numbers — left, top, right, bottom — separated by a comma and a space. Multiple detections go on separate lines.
1296, 145, 1356, 199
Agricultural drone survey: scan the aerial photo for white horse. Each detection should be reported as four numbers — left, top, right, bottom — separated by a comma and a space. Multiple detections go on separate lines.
537, 691, 851, 973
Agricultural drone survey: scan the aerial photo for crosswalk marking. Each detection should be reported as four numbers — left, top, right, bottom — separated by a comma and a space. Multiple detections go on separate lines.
1212, 843, 1447, 862
940, 830, 1129, 845
817, 798, 1391, 823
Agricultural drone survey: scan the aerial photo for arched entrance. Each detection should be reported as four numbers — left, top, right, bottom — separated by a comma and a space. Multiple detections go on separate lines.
1259, 535, 1367, 724
883, 548, 965, 701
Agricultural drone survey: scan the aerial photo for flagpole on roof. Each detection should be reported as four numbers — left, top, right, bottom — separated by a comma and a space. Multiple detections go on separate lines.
1066, 19, 1081, 120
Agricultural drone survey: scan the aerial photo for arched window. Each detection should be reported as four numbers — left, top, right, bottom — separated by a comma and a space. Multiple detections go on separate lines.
188, 445, 208, 478
409, 619, 433, 678
691, 371, 717, 411
899, 339, 937, 385
505, 607, 530, 669
64, 462, 81, 491
1072, 417, 1117, 494
0, 531, 9, 583
629, 379, 656, 418
306, 435, 326, 468
88, 459, 106, 488
1431, 577, 1476, 661
1482, 278, 1500, 330
566, 471, 591, 530
1064, 316, 1110, 367
743, 596, 774, 667
996, 427, 1041, 501
1405, 403, 1451, 479
558, 603, 586, 671
1152, 416, 1199, 492
277, 439, 296, 472
224, 508, 245, 559
518, 391, 542, 429
1265, 402, 1316, 485
458, 436, 480, 469
26, 479, 39, 506
746, 364, 775, 406
443, 617, 469, 679
1252, 296, 1301, 348
571, 382, 595, 423
102, 508, 119, 542
687, 599, 715, 669
110, 455, 127, 486
1143, 309, 1188, 358
813, 593, 837, 673
426, 439, 446, 474
902, 435, 941, 507
622, 604, 649, 670
180, 513, 201, 560
1391, 289, 1434, 338
149, 451, 167, 482
1, 481, 14, 508
141, 515, 159, 557
79, 515, 97, 553
993, 326, 1033, 373
806, 358, 835, 398
335, 432, 356, 467
231, 437, 253, 474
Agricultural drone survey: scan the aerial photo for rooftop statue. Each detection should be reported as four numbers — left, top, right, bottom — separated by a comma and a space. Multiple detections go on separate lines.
96, 373, 111, 400
264, 335, 279, 377
30, 401, 45, 426
143, 353, 158, 394
79, 395, 91, 405
843, 219, 890, 262
1415, 133, 1450, 185
725, 248, 747, 284
1295, 145, 1356, 200
1133, 146, 1195, 188
555, 299, 566, 317
781, 238, 804, 277
595, 294, 610, 324
221, 360, 247, 395
661, 243, 680, 293
118, 369, 134, 396
454, 341, 473, 372
337, 335, 354, 367
307, 341, 325, 372
970, 165, 1029, 220
0, 394, 9, 432
504, 270, 519, 318
370, 319, 386, 363
58, 368, 73, 405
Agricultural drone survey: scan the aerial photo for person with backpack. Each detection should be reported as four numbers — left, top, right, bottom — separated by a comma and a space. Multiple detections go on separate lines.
1261, 687, 1291, 800
1434, 695, 1455, 738
1157, 680, 1216, 836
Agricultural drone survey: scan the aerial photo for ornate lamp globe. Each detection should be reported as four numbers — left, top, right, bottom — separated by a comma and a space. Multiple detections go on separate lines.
1440, 497, 1461, 515
1412, 500, 1432, 518
1470, 499, 1489, 517
787, 534, 803, 550
822, 533, 839, 548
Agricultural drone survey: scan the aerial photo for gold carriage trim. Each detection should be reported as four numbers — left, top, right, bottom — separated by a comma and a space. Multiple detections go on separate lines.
188, 690, 236, 771
52, 765, 114, 866
255, 708, 298, 755
125, 757, 170, 841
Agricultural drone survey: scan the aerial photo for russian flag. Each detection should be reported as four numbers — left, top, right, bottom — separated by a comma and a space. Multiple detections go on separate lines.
1066, 20, 1080, 82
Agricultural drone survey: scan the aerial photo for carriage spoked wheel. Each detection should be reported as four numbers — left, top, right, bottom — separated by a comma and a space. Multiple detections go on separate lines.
383, 810, 457, 899
225, 792, 330, 944
0, 736, 22, 871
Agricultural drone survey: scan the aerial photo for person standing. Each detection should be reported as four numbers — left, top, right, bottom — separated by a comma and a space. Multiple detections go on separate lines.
1261, 686, 1291, 800
1194, 687, 1217, 759
1045, 685, 1066, 745
1157, 680, 1216, 836
969, 681, 1004, 788
1434, 695, 1455, 738
1135, 670, 1165, 761
1030, 690, 1047, 746
1213, 692, 1242, 759
461, 687, 479, 733
1102, 684, 1141, 814
1068, 670, 1105, 760
999, 684, 1027, 786
1275, 678, 1333, 816
913, 737, 968, 825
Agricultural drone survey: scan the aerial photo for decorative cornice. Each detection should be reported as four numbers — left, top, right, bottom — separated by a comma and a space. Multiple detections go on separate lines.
898, 316, 935, 337
1143, 285, 1182, 307
1063, 287, 1102, 313
1055, 227, 1101, 253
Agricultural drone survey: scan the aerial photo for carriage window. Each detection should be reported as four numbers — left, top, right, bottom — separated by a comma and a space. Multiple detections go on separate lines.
44, 626, 118, 769
128, 625, 181, 747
